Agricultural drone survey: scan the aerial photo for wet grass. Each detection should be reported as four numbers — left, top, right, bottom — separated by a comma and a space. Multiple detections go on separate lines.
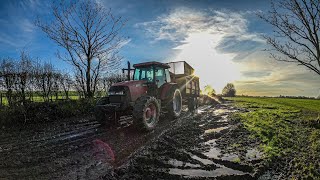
227, 97, 320, 179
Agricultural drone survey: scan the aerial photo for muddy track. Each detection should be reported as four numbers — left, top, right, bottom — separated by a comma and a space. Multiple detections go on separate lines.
0, 103, 265, 180
114, 104, 265, 180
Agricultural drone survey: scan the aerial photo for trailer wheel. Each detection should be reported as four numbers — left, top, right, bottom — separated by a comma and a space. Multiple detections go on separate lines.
188, 97, 198, 113
167, 89, 182, 118
133, 96, 160, 131
195, 97, 199, 109
94, 97, 113, 126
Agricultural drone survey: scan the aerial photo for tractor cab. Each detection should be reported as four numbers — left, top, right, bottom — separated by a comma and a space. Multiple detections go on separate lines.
133, 61, 171, 88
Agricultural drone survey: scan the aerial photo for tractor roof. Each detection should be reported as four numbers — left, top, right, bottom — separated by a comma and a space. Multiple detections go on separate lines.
133, 61, 170, 69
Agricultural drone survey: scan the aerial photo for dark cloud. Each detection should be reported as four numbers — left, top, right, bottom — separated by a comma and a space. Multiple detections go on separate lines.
241, 71, 271, 78
216, 35, 265, 61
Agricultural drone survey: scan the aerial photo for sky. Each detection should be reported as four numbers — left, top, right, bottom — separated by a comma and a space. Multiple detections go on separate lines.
0, 0, 319, 97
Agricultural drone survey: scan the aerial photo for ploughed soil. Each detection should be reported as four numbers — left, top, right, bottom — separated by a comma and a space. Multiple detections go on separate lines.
0, 102, 268, 180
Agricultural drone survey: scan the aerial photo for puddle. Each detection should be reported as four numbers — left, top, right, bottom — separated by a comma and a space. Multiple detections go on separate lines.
168, 159, 201, 168
217, 115, 228, 122
190, 154, 214, 165
169, 166, 246, 178
203, 139, 221, 159
165, 153, 247, 177
197, 105, 212, 114
204, 126, 229, 134
245, 148, 263, 161
213, 109, 228, 115
213, 108, 238, 116
221, 153, 240, 162
199, 124, 205, 127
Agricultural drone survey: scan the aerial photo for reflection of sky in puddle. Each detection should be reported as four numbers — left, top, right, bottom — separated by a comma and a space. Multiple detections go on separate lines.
213, 108, 238, 116
169, 167, 246, 178
213, 109, 228, 115
221, 153, 239, 161
191, 154, 214, 165
197, 105, 212, 114
168, 159, 201, 168
168, 153, 246, 178
204, 126, 229, 134
203, 139, 221, 159
246, 148, 263, 161
217, 115, 228, 122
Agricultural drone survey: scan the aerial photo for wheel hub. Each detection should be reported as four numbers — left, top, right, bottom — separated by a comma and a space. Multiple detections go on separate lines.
145, 103, 156, 124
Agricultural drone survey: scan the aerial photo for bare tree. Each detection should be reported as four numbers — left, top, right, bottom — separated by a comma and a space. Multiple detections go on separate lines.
36, 0, 126, 98
259, 0, 320, 75
103, 73, 126, 89
34, 62, 55, 102
0, 58, 17, 106
52, 72, 61, 100
15, 51, 33, 102
58, 72, 73, 99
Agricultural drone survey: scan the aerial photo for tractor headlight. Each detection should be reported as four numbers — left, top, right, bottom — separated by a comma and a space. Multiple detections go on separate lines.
108, 91, 125, 95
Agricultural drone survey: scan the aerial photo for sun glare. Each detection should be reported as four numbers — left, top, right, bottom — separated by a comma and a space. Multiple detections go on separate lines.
173, 32, 240, 93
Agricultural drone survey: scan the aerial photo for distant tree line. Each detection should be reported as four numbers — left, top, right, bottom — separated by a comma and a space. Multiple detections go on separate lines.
0, 51, 126, 106
279, 95, 318, 99
237, 95, 319, 99
202, 83, 236, 97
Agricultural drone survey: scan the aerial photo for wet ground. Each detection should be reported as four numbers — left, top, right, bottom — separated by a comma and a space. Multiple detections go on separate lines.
0, 102, 266, 180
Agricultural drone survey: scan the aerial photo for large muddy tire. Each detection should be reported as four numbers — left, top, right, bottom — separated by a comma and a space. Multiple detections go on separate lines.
133, 96, 160, 131
188, 97, 198, 113
167, 89, 182, 118
94, 97, 113, 126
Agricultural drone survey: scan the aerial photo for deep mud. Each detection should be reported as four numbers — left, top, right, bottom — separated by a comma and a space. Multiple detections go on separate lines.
0, 103, 266, 180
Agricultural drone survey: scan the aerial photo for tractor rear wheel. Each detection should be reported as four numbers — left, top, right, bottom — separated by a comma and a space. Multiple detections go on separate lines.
95, 97, 114, 126
167, 88, 182, 118
133, 96, 160, 131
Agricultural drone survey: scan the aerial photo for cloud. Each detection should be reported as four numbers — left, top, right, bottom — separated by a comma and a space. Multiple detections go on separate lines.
136, 7, 264, 92
136, 8, 263, 43
241, 71, 271, 78
235, 52, 320, 96
0, 18, 35, 49
0, 0, 50, 52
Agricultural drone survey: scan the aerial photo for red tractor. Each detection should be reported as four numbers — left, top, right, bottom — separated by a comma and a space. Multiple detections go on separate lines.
95, 61, 200, 131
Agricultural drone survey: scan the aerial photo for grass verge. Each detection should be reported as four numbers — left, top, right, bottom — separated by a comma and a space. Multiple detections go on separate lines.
227, 97, 320, 179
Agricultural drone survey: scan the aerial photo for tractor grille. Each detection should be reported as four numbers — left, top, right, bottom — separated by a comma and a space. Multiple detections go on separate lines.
108, 86, 130, 103
109, 95, 124, 103
109, 86, 125, 93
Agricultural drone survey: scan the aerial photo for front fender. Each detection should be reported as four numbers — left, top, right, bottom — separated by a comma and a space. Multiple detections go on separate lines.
160, 83, 178, 101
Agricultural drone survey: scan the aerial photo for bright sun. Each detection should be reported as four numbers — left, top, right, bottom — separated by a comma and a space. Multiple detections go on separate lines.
173, 31, 240, 93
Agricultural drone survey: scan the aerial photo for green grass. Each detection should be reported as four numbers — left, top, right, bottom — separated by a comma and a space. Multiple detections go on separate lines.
227, 97, 320, 179
0, 95, 80, 105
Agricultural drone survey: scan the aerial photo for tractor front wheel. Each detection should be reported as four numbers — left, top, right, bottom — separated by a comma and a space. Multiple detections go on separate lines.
133, 96, 160, 131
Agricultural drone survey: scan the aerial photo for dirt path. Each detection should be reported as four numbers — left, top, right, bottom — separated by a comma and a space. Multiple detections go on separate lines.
0, 103, 265, 180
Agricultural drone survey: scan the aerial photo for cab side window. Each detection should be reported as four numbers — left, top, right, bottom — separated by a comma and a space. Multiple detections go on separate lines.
155, 67, 165, 87
165, 69, 171, 83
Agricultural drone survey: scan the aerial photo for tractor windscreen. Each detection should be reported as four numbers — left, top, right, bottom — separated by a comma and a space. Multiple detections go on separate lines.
133, 67, 154, 82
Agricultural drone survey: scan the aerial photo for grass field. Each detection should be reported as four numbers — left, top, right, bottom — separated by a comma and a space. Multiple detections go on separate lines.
0, 95, 80, 105
228, 97, 320, 179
